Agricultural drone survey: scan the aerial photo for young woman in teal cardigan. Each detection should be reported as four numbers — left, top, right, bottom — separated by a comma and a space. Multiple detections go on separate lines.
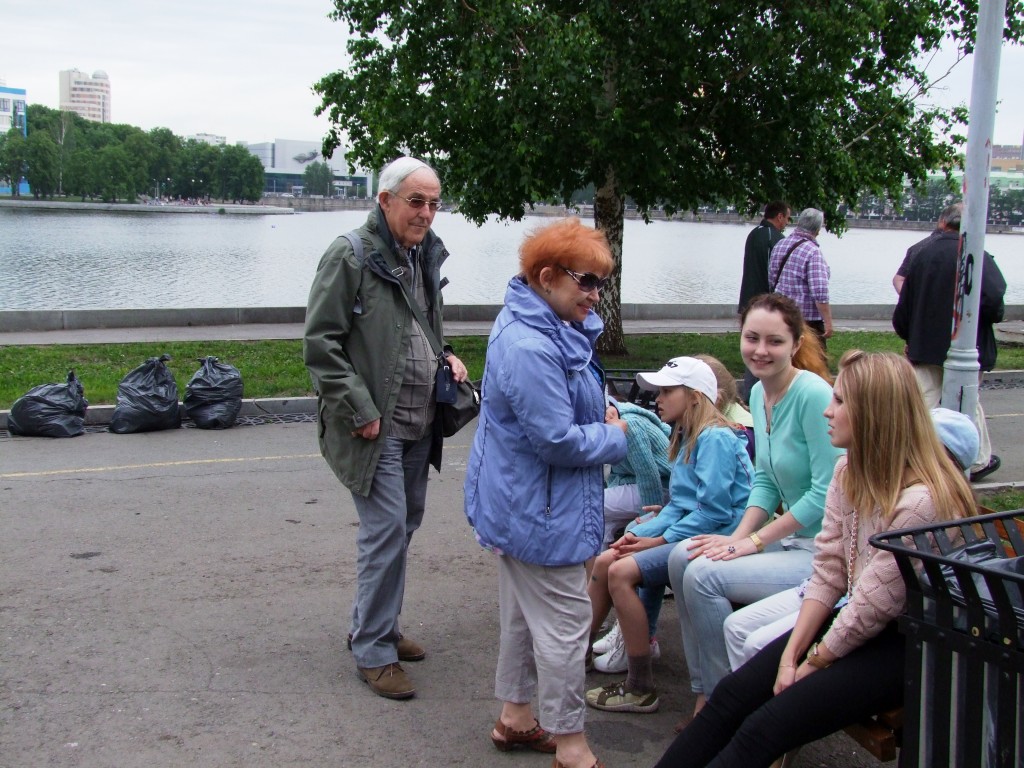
666, 294, 844, 728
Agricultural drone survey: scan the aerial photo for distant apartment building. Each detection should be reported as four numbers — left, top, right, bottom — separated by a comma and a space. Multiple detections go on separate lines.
0, 79, 29, 195
992, 137, 1024, 172
59, 68, 111, 123
0, 80, 27, 135
246, 138, 372, 197
188, 133, 227, 146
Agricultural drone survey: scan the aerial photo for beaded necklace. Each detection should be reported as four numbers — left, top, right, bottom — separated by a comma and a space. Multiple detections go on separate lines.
847, 510, 859, 599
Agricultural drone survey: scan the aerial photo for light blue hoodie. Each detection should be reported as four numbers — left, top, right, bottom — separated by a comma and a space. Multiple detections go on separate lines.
464, 276, 627, 566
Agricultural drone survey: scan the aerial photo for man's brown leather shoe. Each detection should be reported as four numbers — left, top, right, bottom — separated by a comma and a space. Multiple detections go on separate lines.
397, 634, 426, 661
358, 663, 415, 699
346, 633, 426, 661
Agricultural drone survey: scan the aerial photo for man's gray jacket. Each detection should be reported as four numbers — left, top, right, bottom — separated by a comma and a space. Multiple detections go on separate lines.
304, 207, 450, 496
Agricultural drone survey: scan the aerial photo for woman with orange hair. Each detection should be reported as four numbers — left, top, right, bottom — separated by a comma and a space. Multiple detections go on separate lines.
465, 218, 628, 768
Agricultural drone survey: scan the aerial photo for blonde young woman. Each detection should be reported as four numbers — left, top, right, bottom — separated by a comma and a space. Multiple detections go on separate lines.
653, 351, 977, 768
694, 354, 753, 430
584, 358, 753, 715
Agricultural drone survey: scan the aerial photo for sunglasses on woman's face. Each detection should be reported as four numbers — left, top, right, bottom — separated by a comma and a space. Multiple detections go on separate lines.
559, 266, 611, 292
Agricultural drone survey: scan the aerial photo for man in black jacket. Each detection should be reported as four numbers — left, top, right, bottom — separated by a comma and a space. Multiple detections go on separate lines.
892, 202, 1006, 481
738, 201, 790, 313
738, 201, 790, 399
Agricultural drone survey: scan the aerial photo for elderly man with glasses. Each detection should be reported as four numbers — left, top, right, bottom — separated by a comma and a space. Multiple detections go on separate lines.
304, 156, 467, 700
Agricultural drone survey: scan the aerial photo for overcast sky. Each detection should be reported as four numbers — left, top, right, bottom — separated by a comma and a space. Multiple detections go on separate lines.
3, 0, 1023, 148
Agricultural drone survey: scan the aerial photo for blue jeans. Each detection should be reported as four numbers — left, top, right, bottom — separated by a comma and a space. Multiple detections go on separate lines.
348, 434, 432, 668
668, 537, 814, 696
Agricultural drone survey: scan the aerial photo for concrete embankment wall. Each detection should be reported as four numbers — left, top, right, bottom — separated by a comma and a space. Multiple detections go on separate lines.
10, 304, 1022, 333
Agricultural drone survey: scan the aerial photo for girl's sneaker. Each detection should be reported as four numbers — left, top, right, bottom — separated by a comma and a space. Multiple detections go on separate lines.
585, 681, 660, 713
592, 621, 621, 655
593, 631, 660, 674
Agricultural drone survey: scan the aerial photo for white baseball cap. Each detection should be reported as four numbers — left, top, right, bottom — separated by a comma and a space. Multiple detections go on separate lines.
636, 357, 718, 404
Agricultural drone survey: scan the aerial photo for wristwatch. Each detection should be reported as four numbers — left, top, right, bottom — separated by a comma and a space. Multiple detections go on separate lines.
749, 531, 765, 553
805, 642, 832, 670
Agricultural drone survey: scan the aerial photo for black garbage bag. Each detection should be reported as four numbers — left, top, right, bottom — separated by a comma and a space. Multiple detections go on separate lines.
7, 370, 89, 437
183, 356, 244, 429
109, 354, 181, 434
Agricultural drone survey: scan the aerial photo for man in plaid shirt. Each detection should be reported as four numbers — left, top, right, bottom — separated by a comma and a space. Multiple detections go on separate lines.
768, 208, 832, 346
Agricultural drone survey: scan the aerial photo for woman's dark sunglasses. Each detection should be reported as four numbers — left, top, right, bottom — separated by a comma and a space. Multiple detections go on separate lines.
559, 265, 611, 292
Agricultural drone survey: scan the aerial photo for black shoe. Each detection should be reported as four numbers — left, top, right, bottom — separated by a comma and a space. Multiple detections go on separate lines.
970, 455, 1001, 483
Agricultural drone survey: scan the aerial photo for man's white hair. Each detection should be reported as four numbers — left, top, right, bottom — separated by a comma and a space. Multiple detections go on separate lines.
378, 157, 438, 193
796, 208, 824, 235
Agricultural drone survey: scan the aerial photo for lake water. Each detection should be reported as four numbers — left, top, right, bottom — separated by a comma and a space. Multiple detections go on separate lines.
0, 207, 1020, 309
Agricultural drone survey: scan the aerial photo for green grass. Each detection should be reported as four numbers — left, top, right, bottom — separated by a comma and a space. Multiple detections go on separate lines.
1, 333, 1022, 409
978, 489, 1024, 512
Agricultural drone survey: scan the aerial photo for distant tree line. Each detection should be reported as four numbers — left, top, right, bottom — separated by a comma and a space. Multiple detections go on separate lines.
0, 105, 265, 203
854, 178, 1024, 226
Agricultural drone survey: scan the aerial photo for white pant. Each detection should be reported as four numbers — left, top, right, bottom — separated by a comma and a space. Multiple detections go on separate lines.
603, 484, 668, 548
913, 363, 990, 471
494, 555, 591, 735
723, 587, 802, 671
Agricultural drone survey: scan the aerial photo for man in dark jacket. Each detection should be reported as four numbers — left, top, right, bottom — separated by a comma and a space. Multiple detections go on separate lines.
304, 157, 467, 699
892, 202, 1006, 481
738, 201, 790, 314
737, 201, 789, 398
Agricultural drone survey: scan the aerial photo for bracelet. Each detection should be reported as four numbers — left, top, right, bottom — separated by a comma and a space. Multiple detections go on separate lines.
805, 642, 833, 670
749, 531, 765, 553
777, 663, 795, 668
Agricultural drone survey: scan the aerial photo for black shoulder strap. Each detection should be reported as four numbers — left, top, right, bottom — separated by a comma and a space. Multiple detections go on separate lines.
770, 238, 804, 292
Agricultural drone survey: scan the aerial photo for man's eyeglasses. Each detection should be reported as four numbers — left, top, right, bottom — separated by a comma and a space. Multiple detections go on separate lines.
560, 266, 611, 292
393, 194, 443, 212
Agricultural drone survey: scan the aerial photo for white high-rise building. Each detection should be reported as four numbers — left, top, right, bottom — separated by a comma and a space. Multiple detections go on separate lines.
59, 68, 111, 123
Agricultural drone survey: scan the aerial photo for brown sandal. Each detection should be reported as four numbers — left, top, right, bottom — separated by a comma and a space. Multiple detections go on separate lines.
491, 718, 556, 753
552, 759, 605, 768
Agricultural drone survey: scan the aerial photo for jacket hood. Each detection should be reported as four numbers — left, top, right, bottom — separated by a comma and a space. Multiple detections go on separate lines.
614, 399, 672, 437
502, 275, 603, 371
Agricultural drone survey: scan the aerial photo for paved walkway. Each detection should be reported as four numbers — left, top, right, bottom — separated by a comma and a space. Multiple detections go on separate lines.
1, 319, 1020, 767
2, 317, 1022, 345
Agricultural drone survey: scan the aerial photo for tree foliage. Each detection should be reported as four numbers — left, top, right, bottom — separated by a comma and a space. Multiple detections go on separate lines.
302, 160, 334, 196
315, 0, 1023, 353
0, 128, 28, 197
9, 105, 265, 203
25, 131, 60, 198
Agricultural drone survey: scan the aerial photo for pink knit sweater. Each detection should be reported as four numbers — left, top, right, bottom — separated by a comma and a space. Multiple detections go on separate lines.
802, 457, 940, 658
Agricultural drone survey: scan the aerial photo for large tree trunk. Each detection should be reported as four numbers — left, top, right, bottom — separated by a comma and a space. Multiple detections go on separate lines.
593, 167, 627, 356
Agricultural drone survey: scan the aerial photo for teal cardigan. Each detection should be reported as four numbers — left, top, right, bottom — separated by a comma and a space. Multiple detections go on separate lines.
747, 371, 844, 537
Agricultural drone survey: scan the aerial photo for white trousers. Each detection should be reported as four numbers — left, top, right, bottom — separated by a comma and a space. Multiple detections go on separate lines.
494, 555, 591, 735
723, 587, 803, 671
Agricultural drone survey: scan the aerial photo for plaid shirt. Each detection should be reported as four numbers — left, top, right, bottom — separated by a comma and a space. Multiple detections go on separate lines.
769, 228, 830, 321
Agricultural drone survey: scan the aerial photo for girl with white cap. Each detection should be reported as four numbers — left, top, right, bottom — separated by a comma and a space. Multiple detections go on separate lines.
585, 356, 754, 715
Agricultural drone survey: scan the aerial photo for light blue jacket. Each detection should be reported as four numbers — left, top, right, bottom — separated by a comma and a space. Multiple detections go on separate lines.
630, 426, 754, 543
606, 400, 673, 508
464, 276, 628, 566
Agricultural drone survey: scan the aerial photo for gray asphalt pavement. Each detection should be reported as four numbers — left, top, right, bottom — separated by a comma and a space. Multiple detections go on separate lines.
3, 418, 903, 768
1, 320, 1021, 768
